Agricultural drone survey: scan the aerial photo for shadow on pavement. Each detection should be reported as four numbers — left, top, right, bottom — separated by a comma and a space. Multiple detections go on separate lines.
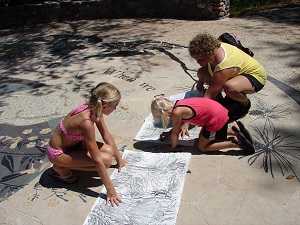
132, 140, 246, 156
240, 5, 300, 26
39, 168, 103, 198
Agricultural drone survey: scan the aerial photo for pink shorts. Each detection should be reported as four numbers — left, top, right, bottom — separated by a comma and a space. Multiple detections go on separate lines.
46, 141, 87, 163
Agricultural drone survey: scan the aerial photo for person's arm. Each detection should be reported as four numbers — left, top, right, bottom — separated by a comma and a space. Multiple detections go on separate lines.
81, 120, 121, 207
196, 80, 205, 93
179, 123, 190, 139
170, 110, 183, 149
161, 123, 189, 141
96, 117, 127, 172
203, 69, 230, 99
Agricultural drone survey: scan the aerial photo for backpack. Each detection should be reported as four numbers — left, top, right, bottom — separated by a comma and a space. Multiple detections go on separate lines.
218, 32, 254, 57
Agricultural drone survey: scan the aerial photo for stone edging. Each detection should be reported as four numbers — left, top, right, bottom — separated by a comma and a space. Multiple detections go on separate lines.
0, 0, 230, 29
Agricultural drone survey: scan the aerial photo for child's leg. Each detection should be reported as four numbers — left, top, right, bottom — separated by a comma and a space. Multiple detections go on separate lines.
230, 121, 253, 144
228, 125, 236, 136
52, 142, 114, 177
198, 122, 255, 154
230, 121, 255, 154
197, 135, 237, 152
197, 123, 238, 152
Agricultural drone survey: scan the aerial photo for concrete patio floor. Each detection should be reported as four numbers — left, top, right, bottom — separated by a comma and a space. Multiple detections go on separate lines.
1, 6, 300, 225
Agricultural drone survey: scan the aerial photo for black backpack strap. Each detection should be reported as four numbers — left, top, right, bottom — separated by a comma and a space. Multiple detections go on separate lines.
218, 32, 254, 57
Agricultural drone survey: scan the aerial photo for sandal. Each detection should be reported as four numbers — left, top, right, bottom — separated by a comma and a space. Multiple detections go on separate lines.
231, 132, 255, 155
236, 121, 253, 144
232, 121, 253, 144
48, 168, 79, 184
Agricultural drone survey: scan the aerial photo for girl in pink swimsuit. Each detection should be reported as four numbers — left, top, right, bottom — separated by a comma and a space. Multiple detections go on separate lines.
151, 97, 254, 155
47, 82, 127, 207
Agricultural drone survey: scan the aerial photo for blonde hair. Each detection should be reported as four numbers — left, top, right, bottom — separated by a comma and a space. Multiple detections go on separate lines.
88, 82, 121, 120
151, 97, 173, 129
188, 33, 220, 59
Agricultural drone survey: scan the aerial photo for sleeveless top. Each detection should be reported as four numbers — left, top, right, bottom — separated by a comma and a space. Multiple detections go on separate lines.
208, 43, 267, 85
174, 98, 229, 132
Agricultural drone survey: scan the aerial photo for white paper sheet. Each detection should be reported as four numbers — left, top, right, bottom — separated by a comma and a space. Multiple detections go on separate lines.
84, 149, 191, 225
135, 90, 203, 146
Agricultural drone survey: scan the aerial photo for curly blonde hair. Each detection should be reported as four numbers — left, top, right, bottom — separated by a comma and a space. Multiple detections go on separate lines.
188, 33, 220, 58
88, 82, 121, 120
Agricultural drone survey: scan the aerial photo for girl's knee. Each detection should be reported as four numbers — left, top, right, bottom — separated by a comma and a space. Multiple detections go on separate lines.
104, 146, 114, 165
197, 144, 207, 153
98, 143, 114, 155
102, 155, 113, 168
105, 145, 114, 155
97, 143, 114, 168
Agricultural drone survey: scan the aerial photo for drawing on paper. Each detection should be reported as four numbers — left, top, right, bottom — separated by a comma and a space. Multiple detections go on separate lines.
135, 90, 203, 146
84, 149, 191, 225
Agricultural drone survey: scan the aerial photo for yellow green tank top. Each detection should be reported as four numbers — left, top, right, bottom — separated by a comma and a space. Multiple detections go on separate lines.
208, 43, 267, 85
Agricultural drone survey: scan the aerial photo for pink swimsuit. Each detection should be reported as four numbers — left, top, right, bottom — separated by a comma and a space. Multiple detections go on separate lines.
46, 104, 97, 162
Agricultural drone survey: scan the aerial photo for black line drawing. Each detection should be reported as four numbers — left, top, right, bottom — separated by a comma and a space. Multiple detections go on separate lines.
241, 120, 300, 181
31, 181, 88, 203
99, 40, 186, 55
249, 96, 291, 122
88, 40, 198, 89
84, 150, 191, 225
0, 125, 51, 201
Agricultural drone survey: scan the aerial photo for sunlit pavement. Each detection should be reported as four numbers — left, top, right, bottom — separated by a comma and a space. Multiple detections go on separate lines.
1, 9, 300, 225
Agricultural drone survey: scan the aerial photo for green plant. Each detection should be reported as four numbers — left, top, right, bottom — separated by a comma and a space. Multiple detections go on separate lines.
230, 0, 281, 16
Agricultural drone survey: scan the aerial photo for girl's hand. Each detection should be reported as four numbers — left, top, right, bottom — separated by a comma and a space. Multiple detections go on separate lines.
179, 123, 190, 140
117, 158, 128, 172
106, 189, 122, 207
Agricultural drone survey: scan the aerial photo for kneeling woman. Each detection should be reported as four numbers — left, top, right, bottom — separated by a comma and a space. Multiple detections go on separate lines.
47, 82, 127, 207
151, 97, 254, 154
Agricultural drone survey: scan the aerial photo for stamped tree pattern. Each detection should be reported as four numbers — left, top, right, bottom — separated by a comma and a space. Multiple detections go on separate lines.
0, 125, 52, 201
